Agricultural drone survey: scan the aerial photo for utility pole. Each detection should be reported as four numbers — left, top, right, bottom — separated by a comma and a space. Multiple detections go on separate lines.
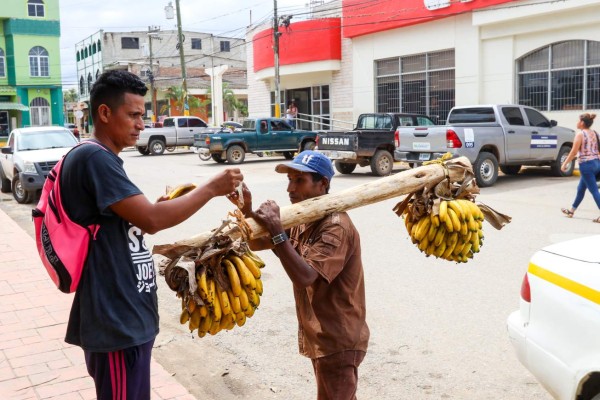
148, 26, 160, 123
273, 0, 281, 118
165, 0, 189, 116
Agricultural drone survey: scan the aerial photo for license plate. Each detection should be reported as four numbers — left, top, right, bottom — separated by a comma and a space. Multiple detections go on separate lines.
419, 153, 430, 161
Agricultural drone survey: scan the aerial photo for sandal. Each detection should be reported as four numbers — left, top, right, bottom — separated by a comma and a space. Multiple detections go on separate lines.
594, 217, 600, 223
561, 208, 574, 218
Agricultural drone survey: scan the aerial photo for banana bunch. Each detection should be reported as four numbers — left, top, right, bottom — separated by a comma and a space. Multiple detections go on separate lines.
167, 183, 197, 200
404, 199, 485, 263
179, 250, 265, 337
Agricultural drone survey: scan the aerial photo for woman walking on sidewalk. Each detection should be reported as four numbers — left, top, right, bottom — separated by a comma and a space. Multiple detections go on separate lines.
561, 112, 600, 222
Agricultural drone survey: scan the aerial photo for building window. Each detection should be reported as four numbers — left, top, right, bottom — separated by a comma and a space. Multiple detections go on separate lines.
28, 0, 44, 17
312, 85, 330, 130
96, 69, 101, 80
87, 73, 93, 93
121, 37, 140, 49
29, 46, 49, 77
518, 40, 600, 111
76, 51, 80, 62
84, 47, 88, 58
220, 41, 230, 52
79, 76, 85, 95
97, 40, 102, 52
30, 97, 50, 126
192, 38, 202, 50
0, 48, 5, 77
375, 49, 455, 124
92, 43, 97, 54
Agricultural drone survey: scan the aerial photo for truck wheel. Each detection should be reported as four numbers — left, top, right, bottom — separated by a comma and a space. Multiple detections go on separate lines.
302, 141, 316, 151
12, 176, 33, 204
474, 152, 499, 187
149, 139, 166, 155
335, 161, 357, 174
551, 145, 573, 177
137, 147, 150, 155
226, 145, 245, 164
211, 154, 226, 163
370, 150, 393, 176
500, 165, 521, 175
0, 169, 11, 193
283, 151, 294, 160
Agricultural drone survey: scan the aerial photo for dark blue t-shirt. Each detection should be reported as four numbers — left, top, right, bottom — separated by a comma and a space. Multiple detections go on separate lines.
61, 141, 159, 352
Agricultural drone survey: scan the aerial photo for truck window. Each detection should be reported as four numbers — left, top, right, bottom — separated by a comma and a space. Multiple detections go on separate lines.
416, 116, 435, 126
163, 118, 175, 127
242, 120, 255, 130
357, 115, 393, 129
260, 121, 268, 133
188, 118, 207, 128
271, 121, 285, 131
448, 108, 496, 124
524, 108, 551, 128
502, 107, 525, 126
399, 117, 413, 126
177, 118, 188, 128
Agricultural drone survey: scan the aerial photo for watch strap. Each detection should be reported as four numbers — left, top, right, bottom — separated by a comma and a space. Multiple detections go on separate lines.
271, 232, 288, 246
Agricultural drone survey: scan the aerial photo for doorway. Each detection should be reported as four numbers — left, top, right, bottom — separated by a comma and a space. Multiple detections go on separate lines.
286, 88, 310, 130
0, 111, 8, 137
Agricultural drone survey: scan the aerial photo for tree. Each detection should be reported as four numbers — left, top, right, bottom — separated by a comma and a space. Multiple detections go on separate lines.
159, 86, 205, 115
63, 88, 78, 103
222, 83, 248, 117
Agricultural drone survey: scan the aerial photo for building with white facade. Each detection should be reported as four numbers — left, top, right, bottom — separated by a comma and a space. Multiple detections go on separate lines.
247, 0, 600, 131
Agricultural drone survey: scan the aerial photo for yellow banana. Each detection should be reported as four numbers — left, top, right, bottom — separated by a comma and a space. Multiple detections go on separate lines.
189, 306, 202, 331
426, 242, 436, 256
208, 317, 221, 335
219, 313, 235, 331
427, 221, 438, 242
230, 255, 257, 290
433, 241, 446, 258
255, 278, 263, 296
196, 271, 210, 303
460, 243, 473, 258
431, 214, 440, 228
241, 254, 262, 279
198, 313, 212, 335
245, 303, 256, 318
235, 312, 246, 327
167, 183, 197, 200
187, 298, 196, 313
447, 208, 461, 232
238, 287, 250, 311
415, 216, 432, 242
227, 289, 242, 314
245, 249, 266, 268
439, 200, 448, 223
222, 259, 242, 296
217, 284, 232, 316
448, 200, 465, 221
198, 305, 208, 318
459, 219, 468, 236
180, 309, 190, 324
441, 243, 455, 260
208, 279, 220, 321
467, 214, 478, 232
452, 239, 466, 256
418, 236, 430, 252
433, 227, 446, 247
246, 287, 260, 308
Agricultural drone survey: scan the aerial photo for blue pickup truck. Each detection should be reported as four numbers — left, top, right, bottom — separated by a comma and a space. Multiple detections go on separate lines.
193, 117, 318, 164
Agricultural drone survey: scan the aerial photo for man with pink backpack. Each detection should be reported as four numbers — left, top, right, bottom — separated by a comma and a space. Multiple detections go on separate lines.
57, 70, 243, 399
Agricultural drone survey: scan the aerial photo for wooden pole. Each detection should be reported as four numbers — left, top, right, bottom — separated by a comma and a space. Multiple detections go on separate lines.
153, 157, 470, 259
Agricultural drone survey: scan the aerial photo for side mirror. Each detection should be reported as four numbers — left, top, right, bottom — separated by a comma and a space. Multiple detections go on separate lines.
1, 147, 13, 154
550, 120, 558, 127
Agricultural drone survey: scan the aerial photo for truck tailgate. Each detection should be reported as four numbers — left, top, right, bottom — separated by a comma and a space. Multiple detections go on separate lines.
398, 126, 448, 153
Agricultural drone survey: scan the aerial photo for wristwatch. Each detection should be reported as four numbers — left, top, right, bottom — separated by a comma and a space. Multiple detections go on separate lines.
271, 232, 288, 246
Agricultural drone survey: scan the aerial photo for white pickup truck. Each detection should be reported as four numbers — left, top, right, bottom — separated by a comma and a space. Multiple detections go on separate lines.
136, 116, 208, 155
394, 105, 575, 187
0, 126, 78, 203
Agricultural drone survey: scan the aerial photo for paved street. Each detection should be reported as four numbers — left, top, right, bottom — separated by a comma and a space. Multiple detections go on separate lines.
1, 148, 599, 399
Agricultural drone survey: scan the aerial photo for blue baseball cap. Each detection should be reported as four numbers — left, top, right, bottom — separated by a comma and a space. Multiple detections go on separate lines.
275, 150, 335, 181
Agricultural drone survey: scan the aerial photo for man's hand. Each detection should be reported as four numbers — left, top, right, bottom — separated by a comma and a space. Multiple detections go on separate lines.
206, 168, 244, 197
227, 182, 253, 216
253, 200, 284, 236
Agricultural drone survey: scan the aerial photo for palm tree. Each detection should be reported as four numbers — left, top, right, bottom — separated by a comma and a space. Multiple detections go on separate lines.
159, 86, 205, 115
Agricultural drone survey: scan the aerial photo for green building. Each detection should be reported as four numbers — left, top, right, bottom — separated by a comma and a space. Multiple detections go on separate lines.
0, 0, 63, 138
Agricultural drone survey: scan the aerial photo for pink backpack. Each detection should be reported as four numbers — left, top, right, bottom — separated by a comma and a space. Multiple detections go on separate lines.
32, 141, 105, 293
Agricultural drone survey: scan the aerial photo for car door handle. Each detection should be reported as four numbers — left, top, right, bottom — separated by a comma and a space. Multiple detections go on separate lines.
531, 131, 538, 134
507, 130, 515, 134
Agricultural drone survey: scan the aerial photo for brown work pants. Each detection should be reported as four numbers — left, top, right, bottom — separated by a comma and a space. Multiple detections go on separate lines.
311, 350, 366, 400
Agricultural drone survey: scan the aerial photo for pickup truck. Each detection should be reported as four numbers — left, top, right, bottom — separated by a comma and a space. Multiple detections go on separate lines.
193, 117, 318, 164
0, 126, 78, 204
316, 113, 437, 176
394, 104, 575, 187
136, 116, 208, 155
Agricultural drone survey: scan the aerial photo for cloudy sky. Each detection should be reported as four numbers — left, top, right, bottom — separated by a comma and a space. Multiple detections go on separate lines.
58, 0, 310, 88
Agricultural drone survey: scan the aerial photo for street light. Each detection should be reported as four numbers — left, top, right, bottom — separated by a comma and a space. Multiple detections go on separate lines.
165, 0, 189, 116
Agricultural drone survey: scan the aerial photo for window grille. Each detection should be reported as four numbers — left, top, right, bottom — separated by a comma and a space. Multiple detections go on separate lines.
517, 40, 600, 111
121, 37, 140, 50
220, 41, 230, 52
29, 46, 49, 77
192, 38, 202, 50
28, 0, 44, 17
375, 49, 455, 124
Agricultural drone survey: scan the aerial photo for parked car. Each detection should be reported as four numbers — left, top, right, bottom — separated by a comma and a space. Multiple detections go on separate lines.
136, 116, 207, 155
394, 104, 575, 187
316, 113, 437, 176
0, 126, 78, 203
507, 235, 600, 400
64, 123, 80, 139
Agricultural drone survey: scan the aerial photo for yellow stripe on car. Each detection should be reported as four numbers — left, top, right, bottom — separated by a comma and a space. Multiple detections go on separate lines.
528, 262, 600, 305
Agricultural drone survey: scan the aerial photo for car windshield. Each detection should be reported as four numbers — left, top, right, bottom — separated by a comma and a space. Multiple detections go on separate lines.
17, 130, 77, 151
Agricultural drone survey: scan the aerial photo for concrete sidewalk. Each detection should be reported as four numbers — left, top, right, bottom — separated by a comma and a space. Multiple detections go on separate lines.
0, 208, 196, 400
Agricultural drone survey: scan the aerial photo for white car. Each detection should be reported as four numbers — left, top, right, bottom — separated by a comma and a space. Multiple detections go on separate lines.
507, 235, 600, 400
0, 126, 78, 204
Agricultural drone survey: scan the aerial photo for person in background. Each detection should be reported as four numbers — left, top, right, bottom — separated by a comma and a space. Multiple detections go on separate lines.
289, 100, 299, 128
229, 150, 370, 400
561, 112, 600, 223
61, 69, 243, 400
